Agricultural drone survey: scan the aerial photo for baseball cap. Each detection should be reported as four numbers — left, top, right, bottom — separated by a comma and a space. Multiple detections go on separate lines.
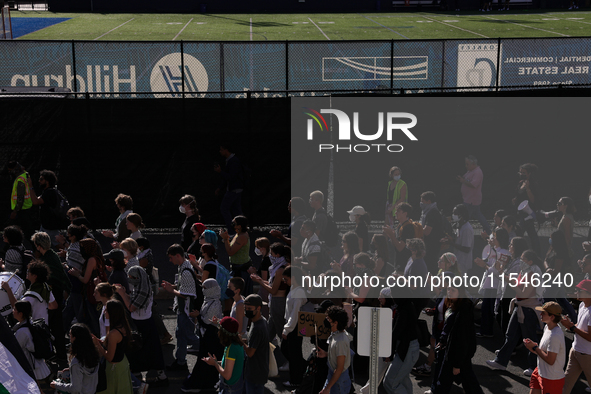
244, 294, 263, 308
535, 301, 562, 317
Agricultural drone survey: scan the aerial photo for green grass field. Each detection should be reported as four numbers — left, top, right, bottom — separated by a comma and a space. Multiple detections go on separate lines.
11, 10, 591, 40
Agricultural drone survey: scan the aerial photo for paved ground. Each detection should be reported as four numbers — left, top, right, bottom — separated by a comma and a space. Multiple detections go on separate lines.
93, 223, 591, 394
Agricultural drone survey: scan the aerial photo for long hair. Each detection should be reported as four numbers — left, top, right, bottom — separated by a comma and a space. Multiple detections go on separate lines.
218, 328, 244, 348
343, 231, 360, 256
373, 234, 389, 262
510, 237, 529, 259
444, 286, 468, 311
69, 323, 100, 369
106, 300, 131, 346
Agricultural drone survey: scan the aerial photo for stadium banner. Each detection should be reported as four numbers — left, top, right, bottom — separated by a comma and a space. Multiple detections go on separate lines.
1, 38, 591, 97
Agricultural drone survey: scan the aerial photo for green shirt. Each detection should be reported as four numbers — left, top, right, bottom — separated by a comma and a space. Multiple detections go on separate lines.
222, 343, 245, 385
229, 237, 250, 265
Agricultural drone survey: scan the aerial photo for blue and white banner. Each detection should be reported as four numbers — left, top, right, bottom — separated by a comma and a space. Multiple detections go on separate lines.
0, 38, 590, 97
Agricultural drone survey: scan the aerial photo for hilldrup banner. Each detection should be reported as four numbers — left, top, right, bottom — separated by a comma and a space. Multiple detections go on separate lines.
1, 38, 590, 97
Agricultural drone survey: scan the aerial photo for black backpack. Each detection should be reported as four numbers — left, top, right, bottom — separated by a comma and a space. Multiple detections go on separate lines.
323, 214, 340, 247
51, 187, 71, 224
18, 316, 55, 360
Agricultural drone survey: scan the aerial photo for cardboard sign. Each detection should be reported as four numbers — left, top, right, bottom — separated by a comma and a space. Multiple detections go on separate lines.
297, 311, 331, 340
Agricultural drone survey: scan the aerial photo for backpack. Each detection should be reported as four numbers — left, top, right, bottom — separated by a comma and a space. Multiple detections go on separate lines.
322, 214, 340, 247
18, 317, 55, 360
209, 261, 232, 301
402, 219, 424, 239
51, 187, 70, 224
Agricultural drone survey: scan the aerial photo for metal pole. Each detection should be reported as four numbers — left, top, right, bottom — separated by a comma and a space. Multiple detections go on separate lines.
390, 39, 394, 94
180, 40, 185, 98
369, 307, 380, 394
220, 42, 225, 99
71, 40, 78, 94
496, 37, 501, 92
285, 40, 289, 95
440, 40, 445, 92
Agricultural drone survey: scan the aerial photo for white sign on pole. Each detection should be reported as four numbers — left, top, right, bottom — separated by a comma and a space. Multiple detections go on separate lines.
357, 306, 392, 357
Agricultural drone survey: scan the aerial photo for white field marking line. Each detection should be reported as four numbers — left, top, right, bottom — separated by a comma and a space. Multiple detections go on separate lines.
250, 18, 253, 41
173, 18, 194, 40
94, 18, 135, 40
481, 15, 570, 36
419, 14, 489, 38
308, 17, 330, 40
358, 13, 409, 39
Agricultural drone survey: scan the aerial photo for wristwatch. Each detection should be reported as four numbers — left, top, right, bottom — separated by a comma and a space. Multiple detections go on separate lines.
532, 346, 538, 352
569, 325, 577, 334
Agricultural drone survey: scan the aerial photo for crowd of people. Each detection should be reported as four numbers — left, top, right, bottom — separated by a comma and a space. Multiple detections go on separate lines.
1, 154, 591, 394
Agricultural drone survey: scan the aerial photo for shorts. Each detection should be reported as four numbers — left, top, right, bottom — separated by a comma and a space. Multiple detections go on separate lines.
529, 367, 564, 394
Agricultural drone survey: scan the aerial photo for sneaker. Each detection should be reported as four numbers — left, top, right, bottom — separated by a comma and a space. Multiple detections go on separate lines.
160, 333, 173, 345
424, 391, 433, 394
585, 386, 591, 392
283, 381, 300, 389
524, 368, 534, 377
138, 383, 149, 394
486, 360, 507, 371
279, 362, 290, 372
166, 361, 188, 371
180, 387, 201, 393
412, 364, 432, 376
148, 377, 169, 388
495, 349, 500, 355
476, 333, 494, 338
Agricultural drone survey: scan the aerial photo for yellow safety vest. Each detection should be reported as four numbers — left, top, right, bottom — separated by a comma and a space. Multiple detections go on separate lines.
11, 172, 32, 210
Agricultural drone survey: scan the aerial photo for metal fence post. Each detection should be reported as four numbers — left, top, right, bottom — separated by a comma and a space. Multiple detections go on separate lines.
440, 40, 445, 92
71, 40, 78, 94
286, 40, 289, 96
390, 39, 394, 95
181, 40, 185, 99
496, 37, 501, 92
220, 42, 225, 98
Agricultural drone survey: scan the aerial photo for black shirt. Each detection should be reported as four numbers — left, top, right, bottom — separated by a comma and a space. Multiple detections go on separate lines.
39, 187, 60, 230
181, 215, 200, 251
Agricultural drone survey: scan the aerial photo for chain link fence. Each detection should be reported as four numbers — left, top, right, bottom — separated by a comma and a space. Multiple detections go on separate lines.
1, 37, 590, 98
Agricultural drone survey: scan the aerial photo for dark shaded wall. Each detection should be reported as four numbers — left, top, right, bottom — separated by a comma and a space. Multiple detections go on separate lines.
0, 98, 291, 229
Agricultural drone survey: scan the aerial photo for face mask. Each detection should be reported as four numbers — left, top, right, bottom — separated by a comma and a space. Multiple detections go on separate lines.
128, 276, 140, 287
452, 214, 460, 222
519, 173, 528, 180
369, 244, 377, 253
179, 205, 186, 214
349, 214, 356, 222
123, 250, 130, 258
393, 175, 401, 181
324, 318, 332, 329
254, 247, 262, 256
225, 288, 235, 299
549, 238, 553, 246
245, 310, 256, 319
520, 261, 530, 272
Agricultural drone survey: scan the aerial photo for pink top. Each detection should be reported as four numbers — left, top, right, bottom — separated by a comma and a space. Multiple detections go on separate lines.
461, 166, 483, 205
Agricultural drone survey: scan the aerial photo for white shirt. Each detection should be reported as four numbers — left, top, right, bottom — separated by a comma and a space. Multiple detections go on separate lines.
131, 296, 153, 321
537, 325, 565, 380
22, 291, 55, 324
99, 305, 109, 339
574, 302, 591, 354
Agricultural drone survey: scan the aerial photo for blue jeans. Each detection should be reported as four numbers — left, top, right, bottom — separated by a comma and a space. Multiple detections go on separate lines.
244, 379, 265, 394
383, 339, 419, 394
325, 364, 351, 394
463, 203, 491, 235
221, 191, 243, 232
495, 306, 540, 370
219, 374, 244, 394
175, 313, 200, 365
